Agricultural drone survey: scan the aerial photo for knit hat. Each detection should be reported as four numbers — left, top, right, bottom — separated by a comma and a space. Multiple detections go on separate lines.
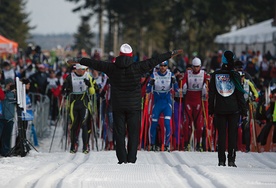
37, 64, 45, 69
5, 78, 14, 85
192, 57, 201, 66
75, 64, 87, 70
234, 60, 243, 68
222, 50, 235, 64
119, 43, 133, 57
159, 61, 168, 66
21, 78, 30, 85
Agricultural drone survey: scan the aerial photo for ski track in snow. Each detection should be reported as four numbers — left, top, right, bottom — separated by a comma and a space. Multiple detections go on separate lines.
1, 125, 276, 188
1, 150, 276, 188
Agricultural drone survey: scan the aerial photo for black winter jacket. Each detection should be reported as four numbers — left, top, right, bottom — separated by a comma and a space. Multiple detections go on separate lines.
208, 69, 247, 116
80, 52, 172, 111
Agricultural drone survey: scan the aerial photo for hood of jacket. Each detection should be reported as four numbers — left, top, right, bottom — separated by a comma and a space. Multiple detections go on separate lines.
114, 56, 133, 68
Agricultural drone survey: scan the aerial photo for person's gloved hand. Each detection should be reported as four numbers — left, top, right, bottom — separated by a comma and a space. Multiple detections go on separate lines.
149, 79, 155, 86
84, 79, 91, 87
171, 76, 176, 84
242, 117, 249, 128
62, 89, 70, 97
171, 49, 183, 57
100, 90, 106, 98
67, 57, 81, 65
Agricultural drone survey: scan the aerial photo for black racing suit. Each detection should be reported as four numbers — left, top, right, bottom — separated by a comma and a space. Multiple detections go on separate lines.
62, 72, 96, 152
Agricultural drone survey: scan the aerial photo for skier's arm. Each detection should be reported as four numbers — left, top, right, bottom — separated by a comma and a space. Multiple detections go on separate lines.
146, 74, 154, 93
248, 80, 259, 101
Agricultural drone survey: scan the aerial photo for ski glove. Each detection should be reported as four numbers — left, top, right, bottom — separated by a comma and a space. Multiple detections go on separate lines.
67, 57, 81, 65
149, 79, 155, 86
242, 117, 249, 129
100, 90, 106, 98
84, 79, 91, 87
171, 49, 183, 57
171, 76, 176, 84
72, 57, 81, 63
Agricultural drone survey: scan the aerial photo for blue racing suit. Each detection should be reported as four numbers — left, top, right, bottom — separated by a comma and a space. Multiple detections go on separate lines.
147, 70, 179, 147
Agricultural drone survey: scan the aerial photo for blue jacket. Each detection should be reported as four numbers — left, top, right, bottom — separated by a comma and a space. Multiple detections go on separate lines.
0, 90, 16, 121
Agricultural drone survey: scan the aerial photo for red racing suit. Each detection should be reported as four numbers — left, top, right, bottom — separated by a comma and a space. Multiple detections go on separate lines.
182, 69, 209, 147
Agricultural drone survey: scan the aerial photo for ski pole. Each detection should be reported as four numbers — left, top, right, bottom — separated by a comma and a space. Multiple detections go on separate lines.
49, 96, 65, 152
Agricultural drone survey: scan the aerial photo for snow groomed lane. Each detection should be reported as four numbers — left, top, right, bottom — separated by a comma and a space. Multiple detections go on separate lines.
4, 151, 276, 188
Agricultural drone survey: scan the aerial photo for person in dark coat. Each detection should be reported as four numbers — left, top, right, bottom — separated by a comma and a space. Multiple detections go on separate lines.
0, 78, 17, 157
208, 50, 247, 167
67, 43, 183, 164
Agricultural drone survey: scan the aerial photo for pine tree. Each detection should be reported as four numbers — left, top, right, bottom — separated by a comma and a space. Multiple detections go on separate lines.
73, 18, 94, 55
0, 0, 31, 49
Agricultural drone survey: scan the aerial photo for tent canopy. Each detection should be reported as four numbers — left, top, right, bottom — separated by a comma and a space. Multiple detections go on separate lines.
214, 19, 276, 45
0, 35, 18, 54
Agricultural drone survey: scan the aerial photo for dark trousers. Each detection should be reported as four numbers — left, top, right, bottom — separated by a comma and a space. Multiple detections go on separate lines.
0, 119, 14, 156
215, 113, 239, 163
70, 100, 89, 150
242, 123, 251, 150
113, 110, 140, 163
257, 122, 276, 145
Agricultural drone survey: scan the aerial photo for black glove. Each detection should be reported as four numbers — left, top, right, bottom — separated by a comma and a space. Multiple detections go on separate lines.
257, 120, 265, 127
62, 89, 70, 97
72, 57, 81, 63
242, 117, 249, 129
84, 79, 91, 87
100, 90, 106, 98
171, 49, 183, 56
149, 79, 155, 86
171, 76, 176, 84
67, 57, 81, 65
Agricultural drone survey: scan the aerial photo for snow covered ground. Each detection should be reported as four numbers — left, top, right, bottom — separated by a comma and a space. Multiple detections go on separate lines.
0, 126, 276, 188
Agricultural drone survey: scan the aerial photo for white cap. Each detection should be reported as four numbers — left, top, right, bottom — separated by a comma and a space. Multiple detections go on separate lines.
75, 64, 87, 70
119, 43, 133, 56
192, 57, 201, 66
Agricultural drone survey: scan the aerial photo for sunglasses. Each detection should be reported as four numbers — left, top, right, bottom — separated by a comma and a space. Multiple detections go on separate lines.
160, 65, 167, 67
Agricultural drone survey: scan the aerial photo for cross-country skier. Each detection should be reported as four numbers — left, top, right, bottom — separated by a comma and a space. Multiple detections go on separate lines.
62, 64, 97, 154
239, 71, 259, 152
182, 57, 209, 151
147, 60, 179, 152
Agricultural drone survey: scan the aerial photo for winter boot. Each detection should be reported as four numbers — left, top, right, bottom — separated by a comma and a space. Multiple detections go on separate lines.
228, 161, 237, 167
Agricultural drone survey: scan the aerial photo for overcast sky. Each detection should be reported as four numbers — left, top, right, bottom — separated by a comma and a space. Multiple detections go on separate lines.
26, 0, 85, 34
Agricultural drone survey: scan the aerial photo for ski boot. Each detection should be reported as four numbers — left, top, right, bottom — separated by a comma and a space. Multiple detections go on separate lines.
83, 144, 90, 154
150, 144, 157, 151
164, 145, 170, 152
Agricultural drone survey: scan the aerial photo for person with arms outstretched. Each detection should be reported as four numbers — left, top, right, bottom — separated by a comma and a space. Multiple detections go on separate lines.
67, 43, 183, 164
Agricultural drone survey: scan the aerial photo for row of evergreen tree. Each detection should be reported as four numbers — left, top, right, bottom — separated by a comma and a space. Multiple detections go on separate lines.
0, 0, 274, 56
